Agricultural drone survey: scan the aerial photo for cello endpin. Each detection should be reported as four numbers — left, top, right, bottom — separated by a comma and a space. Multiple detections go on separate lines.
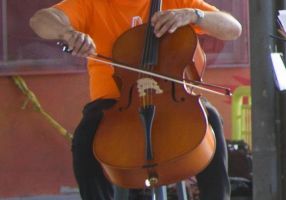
145, 176, 159, 187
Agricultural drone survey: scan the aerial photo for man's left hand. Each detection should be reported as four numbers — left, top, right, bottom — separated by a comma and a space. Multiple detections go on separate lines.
151, 9, 197, 38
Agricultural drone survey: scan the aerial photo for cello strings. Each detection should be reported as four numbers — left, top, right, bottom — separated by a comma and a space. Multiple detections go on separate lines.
143, 0, 156, 106
146, 0, 161, 106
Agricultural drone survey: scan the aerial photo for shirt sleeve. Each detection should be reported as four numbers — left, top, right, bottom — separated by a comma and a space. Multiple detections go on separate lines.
53, 0, 90, 32
180, 0, 219, 12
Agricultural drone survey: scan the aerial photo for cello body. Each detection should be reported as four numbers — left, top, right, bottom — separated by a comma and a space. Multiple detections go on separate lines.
93, 24, 216, 188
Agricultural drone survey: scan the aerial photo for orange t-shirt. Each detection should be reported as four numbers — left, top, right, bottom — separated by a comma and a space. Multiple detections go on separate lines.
54, 0, 218, 101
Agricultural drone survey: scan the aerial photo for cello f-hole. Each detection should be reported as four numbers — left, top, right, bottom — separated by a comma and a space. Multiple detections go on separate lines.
118, 84, 136, 111
171, 82, 186, 103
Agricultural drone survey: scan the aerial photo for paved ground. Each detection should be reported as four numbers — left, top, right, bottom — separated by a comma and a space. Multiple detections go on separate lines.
0, 194, 252, 200
0, 194, 253, 200
0, 194, 81, 200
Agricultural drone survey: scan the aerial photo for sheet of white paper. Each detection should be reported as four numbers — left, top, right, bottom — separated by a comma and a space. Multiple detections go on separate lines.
279, 10, 286, 15
278, 10, 286, 31
270, 53, 286, 91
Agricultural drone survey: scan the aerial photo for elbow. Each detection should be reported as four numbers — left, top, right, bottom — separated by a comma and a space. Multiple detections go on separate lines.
29, 10, 42, 34
224, 20, 242, 41
29, 9, 48, 37
29, 14, 37, 32
230, 21, 242, 40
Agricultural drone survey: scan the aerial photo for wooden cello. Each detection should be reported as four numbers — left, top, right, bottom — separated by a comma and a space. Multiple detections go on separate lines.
93, 0, 222, 189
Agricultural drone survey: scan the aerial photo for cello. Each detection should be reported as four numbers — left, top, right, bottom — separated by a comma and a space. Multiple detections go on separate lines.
91, 0, 230, 189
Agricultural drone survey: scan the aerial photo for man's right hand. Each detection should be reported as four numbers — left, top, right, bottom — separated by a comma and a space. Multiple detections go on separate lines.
30, 7, 96, 57
61, 29, 96, 57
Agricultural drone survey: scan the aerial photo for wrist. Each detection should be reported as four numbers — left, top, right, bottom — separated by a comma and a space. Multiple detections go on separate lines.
192, 9, 205, 25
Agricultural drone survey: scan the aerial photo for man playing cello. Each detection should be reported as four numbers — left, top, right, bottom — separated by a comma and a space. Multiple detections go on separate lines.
30, 0, 241, 199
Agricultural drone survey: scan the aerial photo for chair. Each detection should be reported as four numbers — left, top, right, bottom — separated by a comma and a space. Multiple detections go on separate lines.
231, 86, 252, 149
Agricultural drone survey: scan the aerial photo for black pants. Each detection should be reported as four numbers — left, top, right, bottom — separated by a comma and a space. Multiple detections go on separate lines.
72, 99, 230, 200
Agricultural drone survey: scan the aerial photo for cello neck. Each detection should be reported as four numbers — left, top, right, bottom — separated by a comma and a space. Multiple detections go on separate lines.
149, 0, 161, 20
141, 0, 162, 68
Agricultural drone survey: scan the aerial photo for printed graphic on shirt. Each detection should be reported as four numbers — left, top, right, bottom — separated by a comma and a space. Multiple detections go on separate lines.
131, 16, 143, 28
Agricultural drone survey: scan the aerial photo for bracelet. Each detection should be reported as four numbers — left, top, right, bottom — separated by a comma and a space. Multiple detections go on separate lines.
193, 9, 205, 24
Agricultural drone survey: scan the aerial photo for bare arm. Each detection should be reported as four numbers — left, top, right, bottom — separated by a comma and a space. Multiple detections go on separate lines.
29, 8, 73, 40
151, 9, 242, 40
29, 8, 95, 56
196, 10, 242, 40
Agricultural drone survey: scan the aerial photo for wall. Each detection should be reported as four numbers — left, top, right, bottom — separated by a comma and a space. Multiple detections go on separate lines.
203, 67, 250, 138
0, 73, 89, 197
